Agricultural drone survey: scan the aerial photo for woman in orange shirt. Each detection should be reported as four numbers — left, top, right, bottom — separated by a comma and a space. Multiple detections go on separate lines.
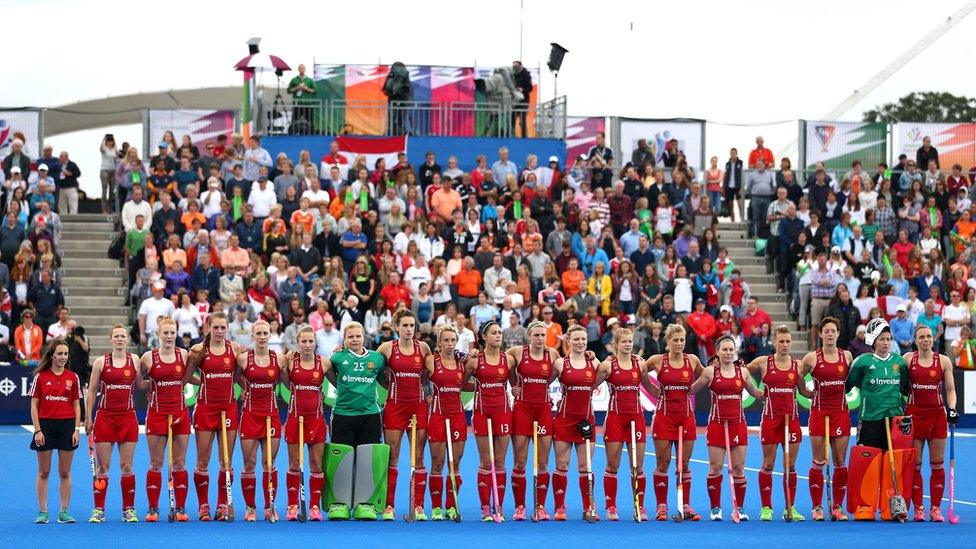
180, 200, 205, 232
560, 256, 586, 298
162, 234, 188, 271
15, 308, 44, 367
951, 209, 976, 254
543, 306, 563, 348
289, 197, 315, 235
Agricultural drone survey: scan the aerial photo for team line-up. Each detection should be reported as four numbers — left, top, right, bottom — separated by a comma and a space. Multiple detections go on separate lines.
27, 309, 959, 525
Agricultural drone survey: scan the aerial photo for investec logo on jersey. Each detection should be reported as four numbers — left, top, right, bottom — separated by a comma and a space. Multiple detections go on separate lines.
0, 376, 31, 397
869, 378, 900, 386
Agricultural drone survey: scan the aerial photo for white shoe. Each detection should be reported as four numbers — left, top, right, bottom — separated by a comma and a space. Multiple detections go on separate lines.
709, 507, 722, 521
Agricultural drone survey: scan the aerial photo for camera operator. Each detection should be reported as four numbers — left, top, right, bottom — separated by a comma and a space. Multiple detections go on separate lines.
512, 61, 532, 137
287, 64, 317, 135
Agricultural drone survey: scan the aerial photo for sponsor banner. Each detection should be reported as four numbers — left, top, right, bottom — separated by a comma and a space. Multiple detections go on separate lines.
618, 118, 705, 171
566, 117, 606, 169
147, 110, 235, 152
0, 110, 41, 159
893, 122, 976, 170
804, 121, 886, 170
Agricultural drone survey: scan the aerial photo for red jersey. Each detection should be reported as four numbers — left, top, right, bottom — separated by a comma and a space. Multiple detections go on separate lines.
762, 355, 799, 419
287, 354, 325, 417
907, 352, 946, 408
556, 356, 596, 417
607, 355, 642, 414
198, 342, 236, 405
657, 354, 694, 416
429, 354, 464, 414
473, 350, 511, 414
515, 346, 553, 405
387, 340, 424, 404
97, 353, 137, 412
30, 368, 81, 419
810, 349, 849, 411
147, 349, 186, 414
709, 365, 745, 423
242, 351, 281, 415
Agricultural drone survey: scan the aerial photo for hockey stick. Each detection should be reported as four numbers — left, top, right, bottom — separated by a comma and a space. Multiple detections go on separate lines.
220, 410, 234, 521
266, 416, 277, 522
167, 415, 176, 522
487, 418, 503, 523
672, 426, 684, 522
531, 420, 539, 522
445, 417, 462, 522
403, 414, 417, 523
884, 416, 907, 523
825, 415, 834, 521
576, 420, 596, 523
88, 428, 104, 510
298, 416, 307, 523
630, 421, 641, 522
949, 423, 959, 524
784, 417, 793, 522
723, 422, 740, 524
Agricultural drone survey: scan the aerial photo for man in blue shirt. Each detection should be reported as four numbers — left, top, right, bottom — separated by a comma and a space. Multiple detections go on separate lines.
578, 235, 609, 278
491, 147, 517, 187
889, 303, 916, 354
629, 234, 655, 276
619, 218, 643, 257
340, 218, 368, 273
234, 208, 263, 252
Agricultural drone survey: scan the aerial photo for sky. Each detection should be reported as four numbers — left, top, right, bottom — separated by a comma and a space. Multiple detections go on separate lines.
4, 0, 976, 195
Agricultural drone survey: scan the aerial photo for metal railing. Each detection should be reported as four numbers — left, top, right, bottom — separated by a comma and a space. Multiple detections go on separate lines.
257, 96, 567, 139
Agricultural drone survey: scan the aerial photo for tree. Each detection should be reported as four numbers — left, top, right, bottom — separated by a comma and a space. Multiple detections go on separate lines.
863, 91, 976, 123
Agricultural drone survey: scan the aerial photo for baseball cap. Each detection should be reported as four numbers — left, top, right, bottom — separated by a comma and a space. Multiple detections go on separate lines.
695, 298, 706, 305
896, 303, 907, 313
10, 166, 20, 174
804, 245, 814, 253
235, 305, 248, 313
831, 245, 840, 253
37, 164, 48, 171
720, 305, 732, 314
548, 155, 559, 163
152, 281, 166, 290
158, 142, 168, 149
606, 317, 619, 328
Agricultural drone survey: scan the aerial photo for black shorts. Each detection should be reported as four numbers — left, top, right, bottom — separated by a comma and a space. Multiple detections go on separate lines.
330, 413, 382, 447
856, 418, 889, 450
30, 418, 79, 452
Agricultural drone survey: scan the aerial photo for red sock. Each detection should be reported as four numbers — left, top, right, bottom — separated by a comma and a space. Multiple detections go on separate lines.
430, 474, 444, 508
733, 475, 747, 508
553, 469, 568, 509
681, 470, 692, 506
412, 469, 427, 508
912, 465, 924, 508
216, 470, 233, 507
785, 471, 797, 507
808, 465, 825, 508
121, 473, 136, 510
637, 473, 646, 508
512, 468, 526, 507
579, 474, 592, 511
759, 470, 773, 508
287, 470, 300, 507
310, 473, 325, 509
477, 468, 492, 507
604, 472, 618, 509
242, 473, 257, 508
263, 469, 278, 508
445, 475, 462, 509
386, 467, 398, 508
194, 470, 210, 506
94, 475, 108, 509
174, 470, 189, 508
707, 473, 722, 508
832, 467, 847, 509
536, 471, 550, 508
652, 471, 668, 506
930, 467, 946, 508
494, 469, 506, 508
146, 470, 162, 508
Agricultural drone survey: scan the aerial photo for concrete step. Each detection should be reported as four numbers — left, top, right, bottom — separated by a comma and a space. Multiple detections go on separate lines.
64, 296, 127, 308
61, 214, 119, 223
61, 276, 124, 288
61, 230, 115, 241
62, 221, 115, 232
716, 229, 748, 240
61, 257, 120, 269
59, 239, 114, 251
71, 318, 130, 331
57, 248, 111, 259
65, 305, 130, 317
62, 286, 129, 298
60, 266, 125, 278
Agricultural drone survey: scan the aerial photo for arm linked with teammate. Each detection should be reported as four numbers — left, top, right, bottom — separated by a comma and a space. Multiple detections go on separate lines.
84, 357, 104, 433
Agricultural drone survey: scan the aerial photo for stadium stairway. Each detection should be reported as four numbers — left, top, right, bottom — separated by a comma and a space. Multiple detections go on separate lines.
716, 222, 811, 357
59, 214, 129, 358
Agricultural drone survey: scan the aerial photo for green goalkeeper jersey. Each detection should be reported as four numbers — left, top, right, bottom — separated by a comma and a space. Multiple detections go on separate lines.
329, 349, 386, 416
847, 352, 909, 421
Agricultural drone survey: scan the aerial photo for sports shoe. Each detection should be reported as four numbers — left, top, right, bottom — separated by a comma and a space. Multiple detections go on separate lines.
512, 505, 526, 521
830, 505, 847, 522
197, 504, 211, 522
534, 506, 550, 521
57, 510, 76, 524
430, 507, 444, 521
353, 503, 376, 521
682, 504, 701, 521
606, 506, 619, 521
145, 508, 159, 522
309, 506, 323, 521
637, 507, 649, 521
244, 507, 257, 522
122, 508, 139, 523
737, 507, 750, 521
174, 508, 189, 522
913, 505, 926, 522
709, 506, 722, 521
811, 505, 824, 522
327, 503, 350, 520
854, 505, 876, 521
930, 506, 944, 523
88, 508, 105, 523
655, 504, 668, 521
412, 506, 428, 521
759, 506, 773, 521
214, 504, 230, 521
783, 506, 805, 521
481, 505, 494, 521
445, 507, 459, 521
35, 511, 49, 524
553, 506, 567, 521
286, 505, 299, 521
264, 507, 279, 522
382, 505, 395, 521
583, 509, 600, 522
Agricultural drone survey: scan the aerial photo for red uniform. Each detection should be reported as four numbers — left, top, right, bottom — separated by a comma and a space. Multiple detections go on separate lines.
382, 340, 428, 432
553, 356, 596, 443
706, 365, 748, 447
92, 352, 139, 444
239, 351, 282, 440
512, 346, 554, 437
285, 354, 327, 444
146, 349, 190, 436
30, 368, 81, 419
759, 355, 801, 445
471, 350, 512, 437
808, 349, 851, 438
651, 353, 697, 442
427, 354, 467, 442
906, 352, 948, 440
193, 342, 238, 431
603, 355, 646, 443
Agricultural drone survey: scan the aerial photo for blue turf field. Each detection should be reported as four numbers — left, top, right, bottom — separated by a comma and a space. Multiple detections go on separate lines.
2, 425, 973, 548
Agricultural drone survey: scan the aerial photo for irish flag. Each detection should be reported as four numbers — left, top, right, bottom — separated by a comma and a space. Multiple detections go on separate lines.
335, 135, 407, 171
